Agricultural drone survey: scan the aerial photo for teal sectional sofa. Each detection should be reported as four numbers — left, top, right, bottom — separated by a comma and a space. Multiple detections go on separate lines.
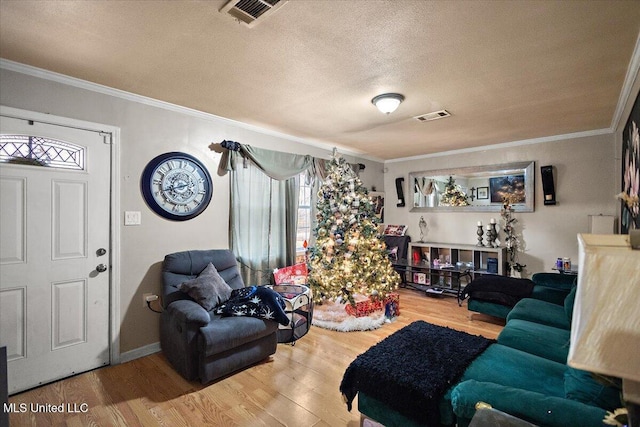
466, 272, 576, 319
356, 274, 622, 427
496, 285, 576, 363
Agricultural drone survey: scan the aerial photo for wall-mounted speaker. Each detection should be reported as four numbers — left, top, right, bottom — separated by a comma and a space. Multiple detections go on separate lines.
395, 177, 405, 207
541, 165, 556, 205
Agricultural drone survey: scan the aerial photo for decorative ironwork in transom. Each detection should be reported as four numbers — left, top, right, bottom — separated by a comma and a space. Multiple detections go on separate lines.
0, 135, 85, 170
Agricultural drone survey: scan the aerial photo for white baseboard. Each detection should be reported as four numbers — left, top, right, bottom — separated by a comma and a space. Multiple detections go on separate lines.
118, 342, 161, 364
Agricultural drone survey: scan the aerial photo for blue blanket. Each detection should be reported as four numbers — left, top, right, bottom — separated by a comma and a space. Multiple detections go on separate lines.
214, 285, 290, 326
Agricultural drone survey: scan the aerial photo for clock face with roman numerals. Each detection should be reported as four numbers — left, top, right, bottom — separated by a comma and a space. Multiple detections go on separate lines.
141, 152, 213, 221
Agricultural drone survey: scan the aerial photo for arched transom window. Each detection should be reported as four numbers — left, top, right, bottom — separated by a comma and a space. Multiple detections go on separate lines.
0, 135, 85, 170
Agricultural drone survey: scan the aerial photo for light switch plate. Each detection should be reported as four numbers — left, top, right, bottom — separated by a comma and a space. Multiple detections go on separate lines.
124, 211, 141, 226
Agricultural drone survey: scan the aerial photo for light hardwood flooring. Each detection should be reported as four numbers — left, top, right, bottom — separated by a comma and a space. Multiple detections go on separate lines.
8, 288, 504, 427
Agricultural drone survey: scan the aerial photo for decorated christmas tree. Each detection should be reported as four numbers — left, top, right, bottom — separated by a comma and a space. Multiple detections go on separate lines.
440, 176, 469, 206
307, 156, 399, 306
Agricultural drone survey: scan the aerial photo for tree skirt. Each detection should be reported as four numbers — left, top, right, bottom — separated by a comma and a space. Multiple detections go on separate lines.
312, 298, 388, 332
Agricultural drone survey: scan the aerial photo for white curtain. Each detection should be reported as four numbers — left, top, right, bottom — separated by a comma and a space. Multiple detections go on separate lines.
221, 143, 362, 284
230, 163, 299, 285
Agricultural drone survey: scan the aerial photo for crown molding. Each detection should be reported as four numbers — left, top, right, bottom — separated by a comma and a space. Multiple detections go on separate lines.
2, 57, 630, 165
385, 127, 613, 164
0, 59, 379, 162
611, 32, 640, 132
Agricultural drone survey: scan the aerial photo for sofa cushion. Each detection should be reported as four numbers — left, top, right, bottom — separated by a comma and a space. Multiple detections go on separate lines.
358, 392, 425, 427
163, 249, 245, 308
506, 298, 570, 330
199, 316, 277, 357
451, 380, 609, 427
459, 344, 567, 398
179, 263, 232, 311
531, 272, 576, 291
563, 286, 577, 324
564, 367, 621, 411
530, 285, 569, 305
497, 319, 570, 363
467, 298, 512, 319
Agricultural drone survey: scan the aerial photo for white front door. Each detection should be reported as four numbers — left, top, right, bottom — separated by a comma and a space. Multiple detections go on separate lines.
0, 115, 111, 394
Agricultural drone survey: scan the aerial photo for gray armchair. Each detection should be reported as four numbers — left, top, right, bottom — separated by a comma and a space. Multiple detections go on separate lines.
160, 249, 278, 383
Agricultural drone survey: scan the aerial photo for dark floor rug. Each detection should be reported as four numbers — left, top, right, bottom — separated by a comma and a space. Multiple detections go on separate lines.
340, 320, 493, 426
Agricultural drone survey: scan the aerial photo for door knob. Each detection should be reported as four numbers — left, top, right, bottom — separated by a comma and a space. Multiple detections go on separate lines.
97, 248, 107, 256
96, 264, 108, 273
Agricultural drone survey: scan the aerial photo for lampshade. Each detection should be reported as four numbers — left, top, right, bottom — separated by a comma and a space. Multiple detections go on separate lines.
568, 234, 640, 403
371, 93, 404, 114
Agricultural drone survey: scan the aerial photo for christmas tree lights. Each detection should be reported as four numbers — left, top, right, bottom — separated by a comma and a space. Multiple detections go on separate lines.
307, 155, 399, 306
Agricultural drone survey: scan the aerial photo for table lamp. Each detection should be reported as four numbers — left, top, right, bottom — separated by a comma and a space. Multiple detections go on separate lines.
568, 234, 640, 426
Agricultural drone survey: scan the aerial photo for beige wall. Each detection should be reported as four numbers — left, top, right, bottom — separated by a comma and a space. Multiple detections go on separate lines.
382, 133, 619, 275
0, 68, 383, 355
1, 63, 637, 357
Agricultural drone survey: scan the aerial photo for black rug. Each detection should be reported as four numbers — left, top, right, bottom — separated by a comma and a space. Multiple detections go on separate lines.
340, 320, 493, 426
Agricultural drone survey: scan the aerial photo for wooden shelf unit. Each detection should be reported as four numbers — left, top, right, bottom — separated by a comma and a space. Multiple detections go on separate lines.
404, 242, 506, 296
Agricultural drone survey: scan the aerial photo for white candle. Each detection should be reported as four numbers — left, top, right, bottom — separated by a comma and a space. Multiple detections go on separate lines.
486, 225, 491, 230
477, 221, 482, 226
490, 218, 496, 224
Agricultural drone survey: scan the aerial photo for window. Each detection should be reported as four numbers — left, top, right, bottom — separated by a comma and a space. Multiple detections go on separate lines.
296, 173, 312, 259
0, 135, 85, 170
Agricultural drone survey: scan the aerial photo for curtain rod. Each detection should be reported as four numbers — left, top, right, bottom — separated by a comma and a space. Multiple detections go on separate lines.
218, 140, 365, 170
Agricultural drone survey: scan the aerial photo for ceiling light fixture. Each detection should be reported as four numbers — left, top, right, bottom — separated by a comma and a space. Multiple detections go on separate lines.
371, 93, 405, 114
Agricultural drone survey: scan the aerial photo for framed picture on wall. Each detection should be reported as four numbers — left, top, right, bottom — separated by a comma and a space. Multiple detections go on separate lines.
476, 186, 489, 200
383, 224, 407, 236
621, 90, 640, 233
490, 175, 525, 203
369, 191, 385, 222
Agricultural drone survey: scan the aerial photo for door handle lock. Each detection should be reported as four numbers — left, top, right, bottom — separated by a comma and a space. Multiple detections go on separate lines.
96, 264, 108, 273
97, 248, 107, 256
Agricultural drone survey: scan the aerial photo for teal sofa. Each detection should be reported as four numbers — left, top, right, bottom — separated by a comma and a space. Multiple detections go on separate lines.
356, 275, 622, 427
467, 272, 576, 319
495, 285, 576, 363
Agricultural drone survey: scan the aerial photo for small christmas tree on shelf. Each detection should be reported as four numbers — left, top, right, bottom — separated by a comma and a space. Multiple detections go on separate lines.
440, 176, 470, 206
307, 155, 399, 306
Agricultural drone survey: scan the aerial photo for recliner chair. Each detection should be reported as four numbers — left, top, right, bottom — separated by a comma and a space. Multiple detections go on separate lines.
160, 249, 279, 383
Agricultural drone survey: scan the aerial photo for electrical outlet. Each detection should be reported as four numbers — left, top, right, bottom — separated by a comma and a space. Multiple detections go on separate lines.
143, 292, 156, 308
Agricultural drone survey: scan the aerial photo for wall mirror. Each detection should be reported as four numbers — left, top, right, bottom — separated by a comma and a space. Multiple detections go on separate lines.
409, 161, 535, 212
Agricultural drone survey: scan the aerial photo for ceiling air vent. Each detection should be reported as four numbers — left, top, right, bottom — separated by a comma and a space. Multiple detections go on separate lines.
414, 110, 451, 122
220, 0, 287, 27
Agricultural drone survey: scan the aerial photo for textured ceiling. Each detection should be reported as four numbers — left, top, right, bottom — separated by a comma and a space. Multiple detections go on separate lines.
1, 0, 639, 160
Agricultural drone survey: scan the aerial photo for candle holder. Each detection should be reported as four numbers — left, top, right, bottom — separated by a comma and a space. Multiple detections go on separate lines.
476, 225, 484, 246
485, 225, 493, 247
490, 223, 498, 248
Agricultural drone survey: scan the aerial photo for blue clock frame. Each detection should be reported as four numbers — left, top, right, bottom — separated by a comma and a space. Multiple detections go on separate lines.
141, 151, 213, 221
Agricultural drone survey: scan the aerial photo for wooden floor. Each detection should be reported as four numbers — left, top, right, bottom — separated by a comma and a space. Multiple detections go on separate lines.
8, 288, 504, 427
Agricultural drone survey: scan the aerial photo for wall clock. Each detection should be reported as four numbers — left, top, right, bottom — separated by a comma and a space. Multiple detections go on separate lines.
141, 151, 213, 221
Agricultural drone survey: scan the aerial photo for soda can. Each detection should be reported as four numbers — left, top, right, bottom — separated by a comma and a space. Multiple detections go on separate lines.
556, 258, 563, 269
563, 257, 571, 271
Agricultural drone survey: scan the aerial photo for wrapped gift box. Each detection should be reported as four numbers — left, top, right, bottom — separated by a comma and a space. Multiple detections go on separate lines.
345, 292, 400, 318
384, 292, 400, 318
